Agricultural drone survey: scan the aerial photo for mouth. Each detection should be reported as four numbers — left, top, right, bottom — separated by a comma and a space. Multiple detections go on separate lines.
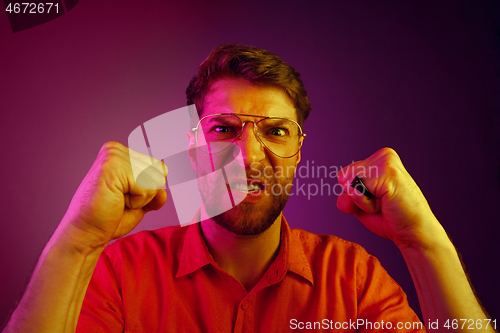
229, 180, 265, 194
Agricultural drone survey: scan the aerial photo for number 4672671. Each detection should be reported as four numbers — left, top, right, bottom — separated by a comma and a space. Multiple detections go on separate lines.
5, 3, 59, 14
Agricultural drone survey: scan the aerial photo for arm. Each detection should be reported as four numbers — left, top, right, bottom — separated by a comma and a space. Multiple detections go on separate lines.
2, 141, 167, 333
399, 222, 492, 331
2, 230, 104, 333
337, 147, 496, 332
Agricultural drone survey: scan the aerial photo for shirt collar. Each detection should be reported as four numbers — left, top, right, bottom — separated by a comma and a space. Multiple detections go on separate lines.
175, 212, 214, 278
176, 215, 314, 286
266, 216, 314, 286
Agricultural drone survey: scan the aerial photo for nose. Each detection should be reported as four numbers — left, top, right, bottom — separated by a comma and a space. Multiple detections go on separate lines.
235, 121, 266, 166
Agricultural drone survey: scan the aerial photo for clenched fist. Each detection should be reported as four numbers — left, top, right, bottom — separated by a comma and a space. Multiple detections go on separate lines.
58, 141, 168, 254
336, 147, 441, 250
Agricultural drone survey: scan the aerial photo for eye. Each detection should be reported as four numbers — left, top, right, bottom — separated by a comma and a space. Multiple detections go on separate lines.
269, 128, 287, 136
214, 126, 230, 133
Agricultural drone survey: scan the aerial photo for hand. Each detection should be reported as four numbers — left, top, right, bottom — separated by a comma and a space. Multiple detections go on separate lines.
336, 148, 441, 249
57, 141, 167, 254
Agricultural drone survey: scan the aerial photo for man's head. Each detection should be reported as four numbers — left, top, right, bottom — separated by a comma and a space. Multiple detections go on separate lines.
186, 45, 310, 235
186, 44, 311, 126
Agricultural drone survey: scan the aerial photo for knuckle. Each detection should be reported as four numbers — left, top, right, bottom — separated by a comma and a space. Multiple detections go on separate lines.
99, 142, 126, 160
378, 147, 398, 158
102, 141, 122, 150
377, 148, 401, 165
383, 162, 398, 178
101, 153, 123, 170
378, 158, 403, 180
97, 148, 131, 175
100, 142, 128, 159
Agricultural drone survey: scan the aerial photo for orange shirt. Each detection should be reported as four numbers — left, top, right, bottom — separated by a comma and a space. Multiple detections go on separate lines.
77, 217, 425, 332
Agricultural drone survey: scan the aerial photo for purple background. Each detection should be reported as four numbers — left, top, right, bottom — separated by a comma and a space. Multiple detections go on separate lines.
1, 0, 499, 325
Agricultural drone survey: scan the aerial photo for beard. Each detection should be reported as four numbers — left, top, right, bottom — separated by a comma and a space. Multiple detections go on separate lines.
197, 160, 294, 236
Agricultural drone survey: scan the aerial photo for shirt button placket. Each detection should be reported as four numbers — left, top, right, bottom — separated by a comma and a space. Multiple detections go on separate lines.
235, 297, 255, 333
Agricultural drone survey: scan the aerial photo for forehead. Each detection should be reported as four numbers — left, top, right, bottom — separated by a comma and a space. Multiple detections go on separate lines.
202, 78, 297, 120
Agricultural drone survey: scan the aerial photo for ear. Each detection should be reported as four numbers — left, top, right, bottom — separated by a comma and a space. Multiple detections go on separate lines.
296, 150, 301, 166
187, 131, 197, 172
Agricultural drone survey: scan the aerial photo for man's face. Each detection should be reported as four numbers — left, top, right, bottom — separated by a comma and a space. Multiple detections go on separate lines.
189, 78, 302, 235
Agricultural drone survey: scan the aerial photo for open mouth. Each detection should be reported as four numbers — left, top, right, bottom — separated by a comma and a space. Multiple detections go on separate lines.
229, 181, 264, 194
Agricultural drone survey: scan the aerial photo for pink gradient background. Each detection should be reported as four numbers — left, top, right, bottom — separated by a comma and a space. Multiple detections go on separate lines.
1, 0, 499, 324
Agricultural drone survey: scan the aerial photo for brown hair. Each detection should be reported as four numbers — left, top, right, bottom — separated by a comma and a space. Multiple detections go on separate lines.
186, 44, 311, 126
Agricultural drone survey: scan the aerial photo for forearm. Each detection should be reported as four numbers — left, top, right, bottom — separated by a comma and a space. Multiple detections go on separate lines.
2, 230, 105, 333
399, 220, 496, 332
1, 142, 166, 333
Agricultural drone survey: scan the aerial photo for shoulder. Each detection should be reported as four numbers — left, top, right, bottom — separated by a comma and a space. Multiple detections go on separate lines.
289, 227, 388, 282
290, 228, 402, 293
290, 227, 371, 261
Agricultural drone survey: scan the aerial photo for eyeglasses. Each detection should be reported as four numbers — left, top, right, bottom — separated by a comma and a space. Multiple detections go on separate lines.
192, 113, 306, 158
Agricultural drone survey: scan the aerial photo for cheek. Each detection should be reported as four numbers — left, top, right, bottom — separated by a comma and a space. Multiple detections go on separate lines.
195, 149, 234, 175
270, 161, 298, 181
194, 153, 214, 176
285, 164, 298, 180
282, 155, 300, 179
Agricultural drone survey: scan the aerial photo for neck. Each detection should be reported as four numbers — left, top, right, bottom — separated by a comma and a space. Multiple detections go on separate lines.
200, 214, 282, 292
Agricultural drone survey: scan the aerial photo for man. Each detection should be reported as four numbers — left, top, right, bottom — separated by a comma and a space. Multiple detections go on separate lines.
2, 45, 496, 332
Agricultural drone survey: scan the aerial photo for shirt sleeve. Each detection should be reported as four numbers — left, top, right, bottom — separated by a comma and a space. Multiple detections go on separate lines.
76, 250, 125, 333
356, 254, 426, 332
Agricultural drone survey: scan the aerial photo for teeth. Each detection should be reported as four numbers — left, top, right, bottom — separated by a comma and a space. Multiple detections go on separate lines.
232, 183, 261, 193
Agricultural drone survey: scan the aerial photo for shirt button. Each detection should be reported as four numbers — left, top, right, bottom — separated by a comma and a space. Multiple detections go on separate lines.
241, 302, 248, 310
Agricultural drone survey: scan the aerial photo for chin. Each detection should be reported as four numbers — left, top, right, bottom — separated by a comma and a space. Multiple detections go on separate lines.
210, 197, 287, 236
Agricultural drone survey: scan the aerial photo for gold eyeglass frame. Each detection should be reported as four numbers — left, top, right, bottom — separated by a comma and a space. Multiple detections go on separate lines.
191, 113, 306, 158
